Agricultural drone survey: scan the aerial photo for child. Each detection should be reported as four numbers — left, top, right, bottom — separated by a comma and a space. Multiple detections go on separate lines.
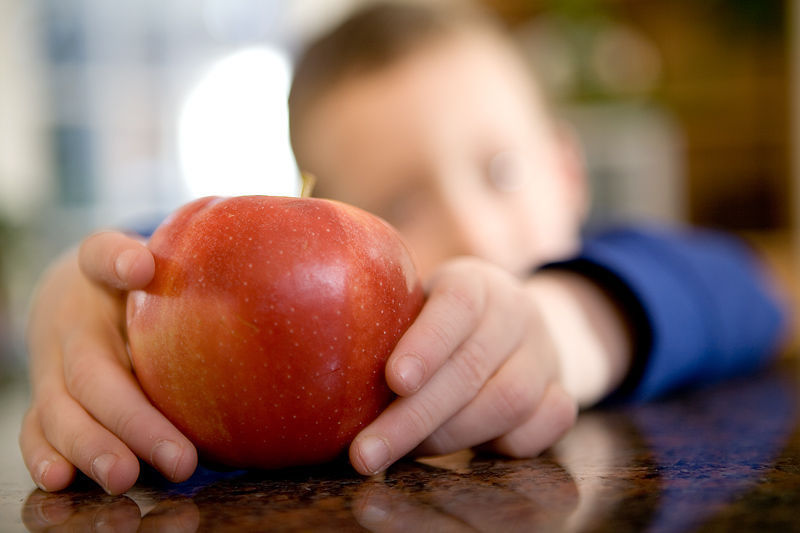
20, 2, 787, 495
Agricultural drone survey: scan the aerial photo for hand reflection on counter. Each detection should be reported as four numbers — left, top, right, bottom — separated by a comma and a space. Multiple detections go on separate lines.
353, 452, 582, 532
21, 489, 199, 532
21, 454, 585, 533
20, 366, 798, 532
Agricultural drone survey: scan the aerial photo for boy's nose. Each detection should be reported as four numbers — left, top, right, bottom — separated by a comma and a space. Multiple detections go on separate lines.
436, 191, 501, 263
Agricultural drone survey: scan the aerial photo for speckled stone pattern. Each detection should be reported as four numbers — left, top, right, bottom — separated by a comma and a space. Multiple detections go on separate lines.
14, 360, 800, 532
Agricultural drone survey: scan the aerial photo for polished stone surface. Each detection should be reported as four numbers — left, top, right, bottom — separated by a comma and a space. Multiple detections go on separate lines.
3, 360, 800, 532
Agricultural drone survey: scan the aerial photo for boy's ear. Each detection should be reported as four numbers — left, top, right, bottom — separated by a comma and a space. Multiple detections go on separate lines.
554, 120, 590, 223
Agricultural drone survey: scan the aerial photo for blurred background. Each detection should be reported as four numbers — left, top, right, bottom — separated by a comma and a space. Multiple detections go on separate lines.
0, 0, 796, 381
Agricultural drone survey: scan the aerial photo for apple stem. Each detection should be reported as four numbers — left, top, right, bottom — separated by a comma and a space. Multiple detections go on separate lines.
300, 172, 317, 198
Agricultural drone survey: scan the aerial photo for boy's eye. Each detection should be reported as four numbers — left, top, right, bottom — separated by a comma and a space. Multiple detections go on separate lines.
487, 150, 529, 192
378, 187, 428, 228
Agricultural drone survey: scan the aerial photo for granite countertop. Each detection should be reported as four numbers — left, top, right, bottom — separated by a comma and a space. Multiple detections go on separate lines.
2, 359, 800, 532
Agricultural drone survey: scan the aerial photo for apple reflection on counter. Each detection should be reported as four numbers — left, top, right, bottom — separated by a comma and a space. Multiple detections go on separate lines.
20, 364, 799, 532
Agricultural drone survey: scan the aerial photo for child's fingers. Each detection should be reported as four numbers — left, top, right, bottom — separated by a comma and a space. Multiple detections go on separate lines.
412, 346, 548, 457
36, 379, 141, 495
78, 231, 154, 290
385, 263, 485, 396
28, 316, 163, 494
484, 382, 577, 459
22, 248, 164, 495
350, 288, 524, 475
19, 407, 76, 492
61, 328, 197, 484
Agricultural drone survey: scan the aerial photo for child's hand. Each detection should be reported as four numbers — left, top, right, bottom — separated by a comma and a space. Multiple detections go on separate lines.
348, 257, 585, 475
20, 231, 197, 494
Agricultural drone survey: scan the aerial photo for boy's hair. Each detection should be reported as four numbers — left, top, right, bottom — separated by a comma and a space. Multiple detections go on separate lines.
288, 2, 505, 164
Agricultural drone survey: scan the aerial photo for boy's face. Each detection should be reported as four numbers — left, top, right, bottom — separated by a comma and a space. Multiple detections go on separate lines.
295, 33, 586, 279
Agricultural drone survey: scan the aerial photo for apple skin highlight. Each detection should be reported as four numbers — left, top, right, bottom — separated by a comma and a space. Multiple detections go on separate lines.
127, 195, 424, 469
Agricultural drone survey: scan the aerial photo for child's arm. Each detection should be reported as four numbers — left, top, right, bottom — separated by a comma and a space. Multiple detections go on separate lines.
348, 226, 789, 475
20, 232, 197, 494
554, 226, 789, 402
348, 257, 632, 475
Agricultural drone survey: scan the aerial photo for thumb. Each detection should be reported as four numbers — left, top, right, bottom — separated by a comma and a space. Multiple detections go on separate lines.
79, 231, 155, 290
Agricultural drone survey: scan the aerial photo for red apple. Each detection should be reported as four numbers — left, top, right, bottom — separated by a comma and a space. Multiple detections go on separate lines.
126, 195, 424, 469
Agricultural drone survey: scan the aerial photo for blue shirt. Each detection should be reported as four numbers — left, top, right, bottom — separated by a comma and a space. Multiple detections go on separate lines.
547, 225, 789, 402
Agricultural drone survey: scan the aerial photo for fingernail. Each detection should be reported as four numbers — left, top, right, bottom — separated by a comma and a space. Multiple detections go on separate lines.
395, 354, 425, 392
114, 250, 138, 281
91, 453, 117, 494
35, 459, 52, 491
357, 436, 391, 475
151, 440, 182, 480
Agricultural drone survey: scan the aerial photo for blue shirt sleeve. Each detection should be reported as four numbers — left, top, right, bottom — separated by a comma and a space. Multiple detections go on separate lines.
546, 225, 790, 402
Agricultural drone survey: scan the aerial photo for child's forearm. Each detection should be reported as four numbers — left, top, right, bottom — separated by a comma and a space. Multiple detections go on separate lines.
525, 270, 634, 407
